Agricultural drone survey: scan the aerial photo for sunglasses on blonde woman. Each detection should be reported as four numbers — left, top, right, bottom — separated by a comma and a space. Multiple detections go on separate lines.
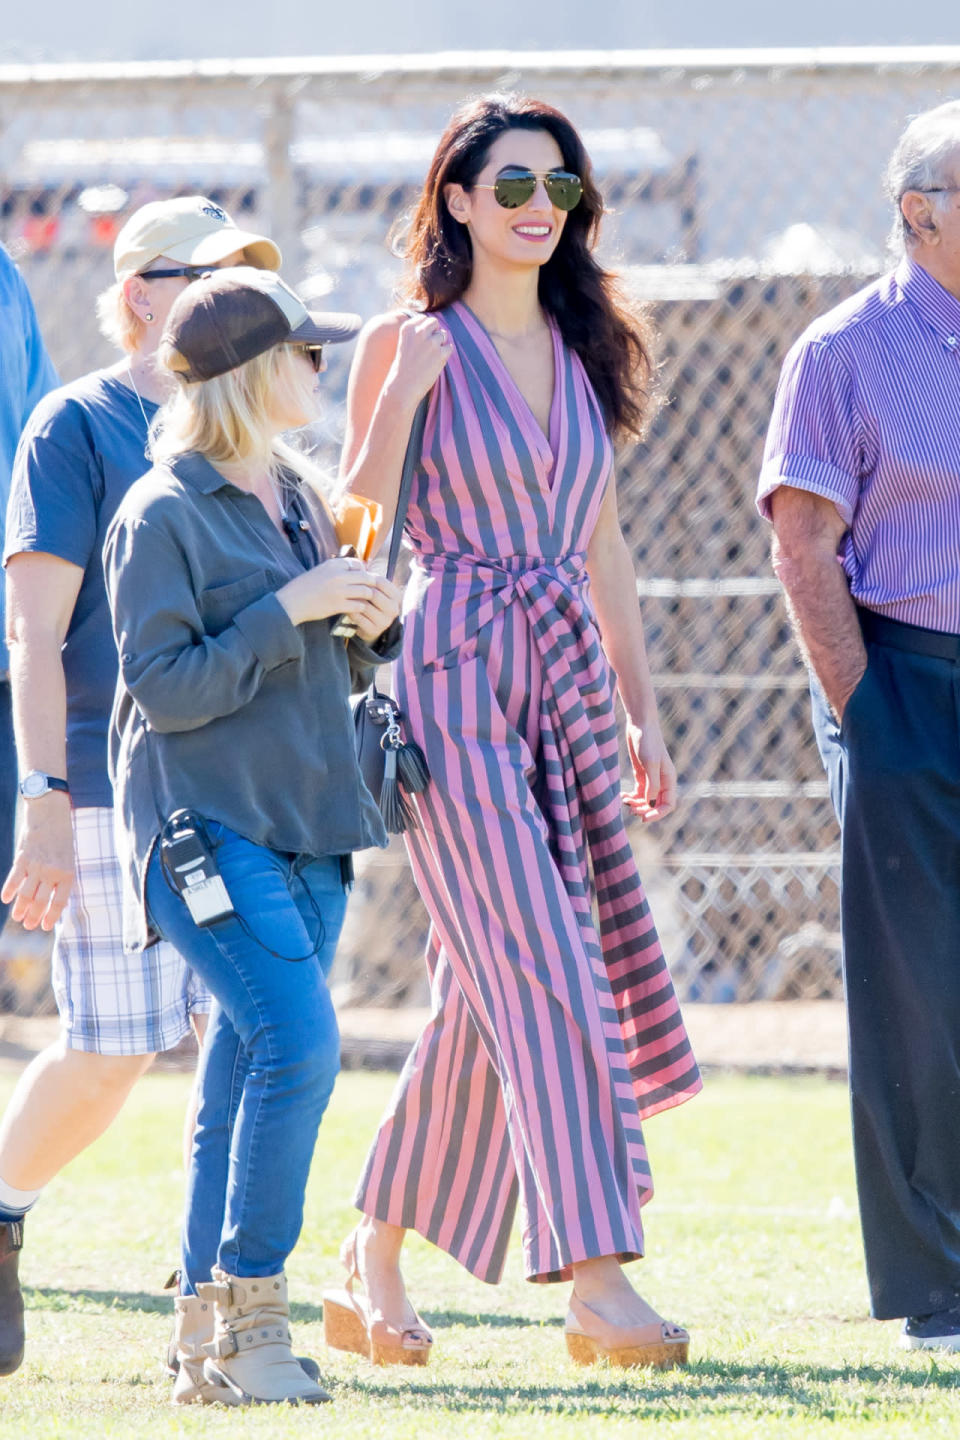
295, 345, 324, 372
472, 166, 583, 211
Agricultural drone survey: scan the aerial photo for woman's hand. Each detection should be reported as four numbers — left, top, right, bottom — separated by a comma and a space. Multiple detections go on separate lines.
385, 313, 452, 408
349, 576, 403, 644
277, 557, 387, 628
622, 715, 678, 823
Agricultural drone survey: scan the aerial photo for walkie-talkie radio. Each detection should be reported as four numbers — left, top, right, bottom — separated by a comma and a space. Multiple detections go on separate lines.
159, 809, 234, 927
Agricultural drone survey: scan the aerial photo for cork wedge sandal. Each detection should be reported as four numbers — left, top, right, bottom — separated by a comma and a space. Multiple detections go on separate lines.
322, 1233, 432, 1367
565, 1292, 690, 1370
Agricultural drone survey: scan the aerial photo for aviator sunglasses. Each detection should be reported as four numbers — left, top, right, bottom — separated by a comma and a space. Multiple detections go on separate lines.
473, 166, 583, 211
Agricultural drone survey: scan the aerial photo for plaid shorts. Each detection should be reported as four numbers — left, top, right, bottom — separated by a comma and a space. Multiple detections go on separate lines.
52, 807, 211, 1055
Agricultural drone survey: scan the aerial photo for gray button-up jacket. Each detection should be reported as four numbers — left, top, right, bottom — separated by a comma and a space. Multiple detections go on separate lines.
103, 449, 402, 951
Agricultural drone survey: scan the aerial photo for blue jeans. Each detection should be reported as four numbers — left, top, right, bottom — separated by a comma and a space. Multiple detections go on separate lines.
145, 824, 347, 1292
0, 681, 15, 932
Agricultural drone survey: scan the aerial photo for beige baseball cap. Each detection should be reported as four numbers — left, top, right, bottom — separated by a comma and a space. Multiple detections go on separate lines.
113, 196, 281, 281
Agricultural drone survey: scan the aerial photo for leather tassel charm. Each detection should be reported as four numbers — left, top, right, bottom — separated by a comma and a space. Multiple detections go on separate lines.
354, 682, 430, 835
395, 738, 430, 795
379, 741, 417, 834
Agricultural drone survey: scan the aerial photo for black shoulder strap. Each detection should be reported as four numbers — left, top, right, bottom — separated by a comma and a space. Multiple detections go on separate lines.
385, 392, 430, 583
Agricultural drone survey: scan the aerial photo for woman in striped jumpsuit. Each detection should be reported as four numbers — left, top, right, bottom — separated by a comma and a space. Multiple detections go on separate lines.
325, 95, 701, 1369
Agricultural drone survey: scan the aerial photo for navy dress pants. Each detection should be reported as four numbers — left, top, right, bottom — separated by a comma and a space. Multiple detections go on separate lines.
812, 609, 960, 1320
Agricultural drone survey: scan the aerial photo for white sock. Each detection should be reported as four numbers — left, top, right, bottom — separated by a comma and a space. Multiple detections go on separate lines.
0, 1175, 40, 1217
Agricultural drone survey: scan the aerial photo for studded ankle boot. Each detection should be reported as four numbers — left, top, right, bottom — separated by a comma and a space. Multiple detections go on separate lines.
197, 1268, 329, 1406
170, 1292, 224, 1404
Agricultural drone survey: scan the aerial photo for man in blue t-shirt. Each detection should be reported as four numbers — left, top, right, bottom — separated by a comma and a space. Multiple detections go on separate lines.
0, 247, 58, 935
0, 198, 280, 1376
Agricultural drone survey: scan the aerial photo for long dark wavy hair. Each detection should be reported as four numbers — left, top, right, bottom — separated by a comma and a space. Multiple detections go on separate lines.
397, 93, 657, 442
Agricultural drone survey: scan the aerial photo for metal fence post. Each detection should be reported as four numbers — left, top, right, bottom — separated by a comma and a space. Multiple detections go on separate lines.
263, 84, 301, 279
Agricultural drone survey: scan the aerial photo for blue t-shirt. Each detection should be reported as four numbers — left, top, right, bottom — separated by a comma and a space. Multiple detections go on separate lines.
4, 370, 158, 805
0, 245, 59, 673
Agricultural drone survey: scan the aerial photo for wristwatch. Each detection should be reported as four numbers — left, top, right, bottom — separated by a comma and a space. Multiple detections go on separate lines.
18, 770, 70, 799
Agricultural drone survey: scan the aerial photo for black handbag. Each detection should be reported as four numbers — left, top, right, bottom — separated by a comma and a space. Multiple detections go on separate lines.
353, 393, 431, 834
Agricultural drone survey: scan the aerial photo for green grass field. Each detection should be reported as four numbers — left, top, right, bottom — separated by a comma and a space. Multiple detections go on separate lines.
0, 1067, 957, 1439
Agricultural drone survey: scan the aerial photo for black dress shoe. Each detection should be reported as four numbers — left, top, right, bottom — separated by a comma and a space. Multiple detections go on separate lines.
0, 1220, 25, 1376
901, 1304, 960, 1350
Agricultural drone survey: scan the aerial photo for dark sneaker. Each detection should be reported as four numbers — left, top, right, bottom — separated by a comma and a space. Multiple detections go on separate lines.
0, 1220, 25, 1376
163, 1269, 181, 1377
901, 1305, 960, 1351
166, 1326, 180, 1378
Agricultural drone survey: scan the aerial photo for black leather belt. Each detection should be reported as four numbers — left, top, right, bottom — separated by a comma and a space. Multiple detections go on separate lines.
858, 607, 960, 661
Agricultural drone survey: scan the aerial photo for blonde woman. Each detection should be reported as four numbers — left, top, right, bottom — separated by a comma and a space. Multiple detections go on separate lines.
104, 267, 402, 1407
0, 197, 276, 1377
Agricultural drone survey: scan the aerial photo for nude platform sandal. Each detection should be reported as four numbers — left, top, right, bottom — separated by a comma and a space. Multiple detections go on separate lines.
322, 1233, 432, 1366
565, 1292, 690, 1369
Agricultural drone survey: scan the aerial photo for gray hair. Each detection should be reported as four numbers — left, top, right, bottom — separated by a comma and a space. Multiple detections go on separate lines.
885, 100, 960, 252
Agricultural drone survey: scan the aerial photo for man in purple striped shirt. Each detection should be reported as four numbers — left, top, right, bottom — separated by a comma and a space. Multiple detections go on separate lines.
759, 100, 960, 1350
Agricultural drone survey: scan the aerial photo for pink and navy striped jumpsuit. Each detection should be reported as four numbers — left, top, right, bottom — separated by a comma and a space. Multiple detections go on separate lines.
355, 300, 701, 1283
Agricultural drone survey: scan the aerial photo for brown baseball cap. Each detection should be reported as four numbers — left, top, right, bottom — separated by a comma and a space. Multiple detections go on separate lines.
163, 267, 362, 382
113, 196, 281, 280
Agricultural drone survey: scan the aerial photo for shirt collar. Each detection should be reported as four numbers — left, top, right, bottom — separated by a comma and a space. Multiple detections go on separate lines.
168, 450, 233, 495
896, 256, 960, 352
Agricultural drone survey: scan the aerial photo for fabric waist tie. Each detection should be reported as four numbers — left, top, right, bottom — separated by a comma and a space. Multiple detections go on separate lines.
858, 607, 960, 661
419, 551, 587, 582
408, 551, 590, 669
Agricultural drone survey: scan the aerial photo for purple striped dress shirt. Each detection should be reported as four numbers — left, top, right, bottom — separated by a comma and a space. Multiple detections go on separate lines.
758, 257, 960, 633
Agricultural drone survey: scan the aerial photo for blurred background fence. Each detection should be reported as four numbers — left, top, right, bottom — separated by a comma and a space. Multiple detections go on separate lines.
2, 47, 957, 1016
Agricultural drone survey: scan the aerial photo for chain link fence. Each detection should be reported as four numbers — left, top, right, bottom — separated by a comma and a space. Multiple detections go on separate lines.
2, 48, 957, 1017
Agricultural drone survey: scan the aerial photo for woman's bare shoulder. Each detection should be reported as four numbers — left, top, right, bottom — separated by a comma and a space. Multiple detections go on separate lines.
349, 311, 409, 388
358, 309, 408, 346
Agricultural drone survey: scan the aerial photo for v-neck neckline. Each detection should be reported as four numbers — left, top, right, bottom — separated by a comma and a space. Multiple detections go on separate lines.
455, 300, 563, 472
